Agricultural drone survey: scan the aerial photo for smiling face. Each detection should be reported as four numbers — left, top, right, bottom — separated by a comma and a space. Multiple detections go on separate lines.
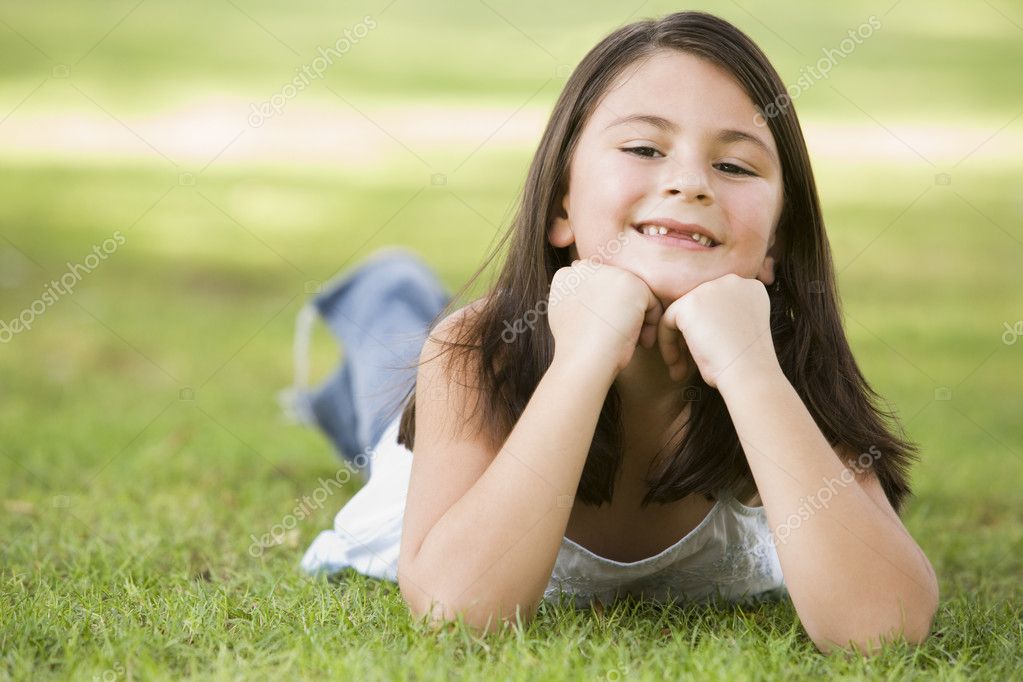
549, 49, 785, 304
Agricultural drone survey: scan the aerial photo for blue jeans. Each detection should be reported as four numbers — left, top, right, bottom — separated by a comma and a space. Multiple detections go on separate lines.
284, 247, 451, 473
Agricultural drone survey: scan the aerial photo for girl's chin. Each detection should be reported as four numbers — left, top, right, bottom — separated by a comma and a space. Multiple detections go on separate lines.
634, 272, 703, 303
567, 252, 707, 300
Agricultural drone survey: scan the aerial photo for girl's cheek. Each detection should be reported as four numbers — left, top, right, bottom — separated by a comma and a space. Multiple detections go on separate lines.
720, 185, 777, 245
606, 165, 648, 204
591, 157, 634, 190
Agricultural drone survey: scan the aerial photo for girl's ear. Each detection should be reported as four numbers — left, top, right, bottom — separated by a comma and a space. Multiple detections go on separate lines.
548, 190, 574, 248
756, 228, 781, 286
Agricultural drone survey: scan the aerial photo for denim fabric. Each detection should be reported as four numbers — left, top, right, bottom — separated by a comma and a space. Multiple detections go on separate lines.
289, 247, 450, 473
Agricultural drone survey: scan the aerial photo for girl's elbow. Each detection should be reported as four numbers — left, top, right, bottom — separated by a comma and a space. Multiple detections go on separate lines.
811, 601, 938, 656
401, 584, 539, 636
813, 627, 932, 656
811, 572, 939, 655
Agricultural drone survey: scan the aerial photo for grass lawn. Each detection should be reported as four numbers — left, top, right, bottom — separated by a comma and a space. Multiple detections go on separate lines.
2, 1, 1022, 679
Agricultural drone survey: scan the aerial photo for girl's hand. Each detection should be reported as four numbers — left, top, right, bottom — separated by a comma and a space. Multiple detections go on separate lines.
656, 273, 780, 390
548, 260, 663, 376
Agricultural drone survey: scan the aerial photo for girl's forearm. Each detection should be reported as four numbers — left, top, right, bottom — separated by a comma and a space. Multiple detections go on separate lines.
404, 352, 616, 632
716, 362, 938, 654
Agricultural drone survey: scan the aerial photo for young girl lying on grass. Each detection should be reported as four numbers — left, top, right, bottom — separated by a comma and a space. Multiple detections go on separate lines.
297, 10, 938, 655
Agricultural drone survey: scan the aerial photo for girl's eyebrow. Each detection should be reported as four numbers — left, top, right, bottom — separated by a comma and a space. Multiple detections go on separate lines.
605, 113, 776, 162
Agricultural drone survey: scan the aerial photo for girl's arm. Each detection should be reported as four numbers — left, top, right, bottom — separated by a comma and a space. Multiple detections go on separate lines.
717, 360, 939, 655
659, 273, 938, 655
399, 322, 617, 633
401, 263, 659, 633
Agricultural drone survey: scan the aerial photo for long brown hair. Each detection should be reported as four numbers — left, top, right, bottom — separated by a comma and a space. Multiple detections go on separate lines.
391, 10, 918, 513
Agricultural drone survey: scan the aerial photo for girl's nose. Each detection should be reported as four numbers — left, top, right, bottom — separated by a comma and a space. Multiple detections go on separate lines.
663, 167, 714, 203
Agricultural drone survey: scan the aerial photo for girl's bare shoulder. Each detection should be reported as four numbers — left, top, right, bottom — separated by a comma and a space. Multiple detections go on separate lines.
419, 292, 495, 381
415, 292, 503, 448
425, 293, 494, 348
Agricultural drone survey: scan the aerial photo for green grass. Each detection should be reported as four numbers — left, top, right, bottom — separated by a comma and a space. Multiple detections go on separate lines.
3, 0, 1023, 679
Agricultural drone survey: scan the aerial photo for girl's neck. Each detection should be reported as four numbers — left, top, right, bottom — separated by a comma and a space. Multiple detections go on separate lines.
614, 342, 695, 414
613, 343, 698, 478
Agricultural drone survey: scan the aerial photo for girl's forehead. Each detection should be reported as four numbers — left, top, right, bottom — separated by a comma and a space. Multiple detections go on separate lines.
594, 50, 763, 131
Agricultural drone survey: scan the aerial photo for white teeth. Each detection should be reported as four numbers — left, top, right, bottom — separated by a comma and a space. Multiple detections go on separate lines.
637, 223, 715, 247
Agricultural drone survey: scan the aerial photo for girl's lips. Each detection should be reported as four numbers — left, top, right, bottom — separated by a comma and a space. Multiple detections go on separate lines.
631, 224, 719, 250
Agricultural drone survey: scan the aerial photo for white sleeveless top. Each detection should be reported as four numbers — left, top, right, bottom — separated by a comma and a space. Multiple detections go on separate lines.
300, 415, 788, 608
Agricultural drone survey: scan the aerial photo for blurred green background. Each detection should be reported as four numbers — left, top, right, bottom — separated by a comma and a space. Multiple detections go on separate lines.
2, 0, 1021, 677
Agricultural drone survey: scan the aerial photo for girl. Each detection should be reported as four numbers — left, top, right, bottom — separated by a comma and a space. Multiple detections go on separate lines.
294, 10, 938, 654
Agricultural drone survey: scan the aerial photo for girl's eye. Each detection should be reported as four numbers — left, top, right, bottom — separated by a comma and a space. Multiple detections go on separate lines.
621, 146, 662, 158
715, 162, 756, 176
622, 147, 756, 177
